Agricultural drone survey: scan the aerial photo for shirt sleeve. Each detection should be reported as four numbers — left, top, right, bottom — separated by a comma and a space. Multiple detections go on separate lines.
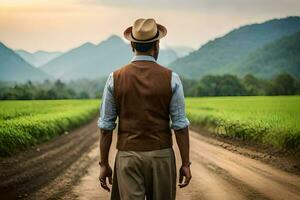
169, 72, 190, 130
97, 72, 117, 131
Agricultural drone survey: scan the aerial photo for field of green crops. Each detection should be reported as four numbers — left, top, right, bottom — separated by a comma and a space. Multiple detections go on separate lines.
0, 100, 100, 156
1, 96, 299, 156
186, 96, 300, 150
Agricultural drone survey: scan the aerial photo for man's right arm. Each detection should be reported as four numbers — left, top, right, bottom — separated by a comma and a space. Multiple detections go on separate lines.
98, 72, 117, 192
169, 72, 192, 188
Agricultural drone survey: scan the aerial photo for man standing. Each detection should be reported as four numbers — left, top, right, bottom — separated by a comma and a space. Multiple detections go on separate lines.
98, 18, 191, 200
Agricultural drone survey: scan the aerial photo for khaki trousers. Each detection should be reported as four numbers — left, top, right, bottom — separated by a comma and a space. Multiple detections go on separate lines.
111, 148, 176, 200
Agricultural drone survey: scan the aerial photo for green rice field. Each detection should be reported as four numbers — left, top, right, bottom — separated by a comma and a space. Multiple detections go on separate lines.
0, 100, 99, 156
186, 96, 300, 150
0, 96, 299, 156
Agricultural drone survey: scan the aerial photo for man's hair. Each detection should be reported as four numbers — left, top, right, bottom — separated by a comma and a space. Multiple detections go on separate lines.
132, 42, 156, 52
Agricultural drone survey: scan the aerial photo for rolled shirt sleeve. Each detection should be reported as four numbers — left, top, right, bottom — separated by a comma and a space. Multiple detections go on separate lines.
169, 72, 190, 130
97, 72, 117, 131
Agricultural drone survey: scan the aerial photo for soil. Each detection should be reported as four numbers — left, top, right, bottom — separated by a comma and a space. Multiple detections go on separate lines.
190, 126, 300, 175
1, 119, 300, 200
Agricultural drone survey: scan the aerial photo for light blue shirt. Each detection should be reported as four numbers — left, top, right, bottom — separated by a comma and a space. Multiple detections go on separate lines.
98, 55, 190, 131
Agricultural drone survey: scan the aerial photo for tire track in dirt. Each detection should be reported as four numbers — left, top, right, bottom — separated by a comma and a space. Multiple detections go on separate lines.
30, 144, 100, 200
189, 132, 300, 200
191, 153, 271, 200
0, 119, 99, 199
174, 154, 249, 200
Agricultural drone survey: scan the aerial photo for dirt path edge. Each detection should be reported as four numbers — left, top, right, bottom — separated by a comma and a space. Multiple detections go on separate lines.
190, 125, 300, 175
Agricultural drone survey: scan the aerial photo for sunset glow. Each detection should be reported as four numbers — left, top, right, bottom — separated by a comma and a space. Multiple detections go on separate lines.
1, 0, 300, 52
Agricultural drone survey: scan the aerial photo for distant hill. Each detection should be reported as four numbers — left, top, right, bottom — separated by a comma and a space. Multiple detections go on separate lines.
170, 16, 300, 79
41, 35, 178, 81
40, 35, 132, 81
158, 48, 178, 66
0, 43, 51, 82
168, 46, 194, 57
234, 30, 300, 79
15, 50, 62, 67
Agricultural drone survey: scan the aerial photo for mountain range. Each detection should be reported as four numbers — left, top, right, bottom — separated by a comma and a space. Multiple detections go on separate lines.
233, 30, 300, 78
40, 35, 179, 81
165, 46, 194, 57
0, 36, 178, 82
1, 16, 300, 82
15, 50, 62, 67
170, 16, 300, 79
0, 43, 50, 82
40, 36, 132, 81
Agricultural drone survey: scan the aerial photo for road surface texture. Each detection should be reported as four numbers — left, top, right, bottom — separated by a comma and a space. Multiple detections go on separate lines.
0, 118, 300, 200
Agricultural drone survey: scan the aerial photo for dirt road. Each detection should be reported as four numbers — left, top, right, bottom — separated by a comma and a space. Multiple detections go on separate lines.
1, 119, 300, 200
69, 130, 300, 200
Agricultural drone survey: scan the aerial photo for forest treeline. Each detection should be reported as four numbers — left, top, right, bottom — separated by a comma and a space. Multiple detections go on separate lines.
182, 73, 300, 96
0, 78, 106, 100
0, 73, 299, 100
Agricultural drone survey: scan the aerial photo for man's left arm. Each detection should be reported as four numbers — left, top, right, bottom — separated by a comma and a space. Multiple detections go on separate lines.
98, 73, 117, 192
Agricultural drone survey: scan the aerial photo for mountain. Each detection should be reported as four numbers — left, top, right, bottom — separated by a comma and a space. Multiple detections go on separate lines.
0, 42, 51, 82
234, 30, 300, 79
15, 50, 62, 67
170, 16, 300, 79
158, 48, 178, 66
41, 35, 179, 81
168, 46, 194, 57
41, 35, 132, 81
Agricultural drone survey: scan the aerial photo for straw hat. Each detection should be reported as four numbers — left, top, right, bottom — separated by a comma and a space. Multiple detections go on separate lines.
124, 18, 167, 43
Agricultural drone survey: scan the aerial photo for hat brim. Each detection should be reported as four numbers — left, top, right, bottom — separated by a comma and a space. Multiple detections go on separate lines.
123, 24, 167, 43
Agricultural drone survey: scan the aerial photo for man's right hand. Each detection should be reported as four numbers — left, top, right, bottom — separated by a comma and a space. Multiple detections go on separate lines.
99, 164, 113, 192
178, 165, 192, 188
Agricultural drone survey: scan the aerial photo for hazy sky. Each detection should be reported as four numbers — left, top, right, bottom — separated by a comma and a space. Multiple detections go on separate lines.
0, 0, 299, 52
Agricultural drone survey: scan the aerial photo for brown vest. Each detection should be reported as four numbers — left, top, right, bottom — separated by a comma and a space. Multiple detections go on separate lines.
113, 60, 173, 151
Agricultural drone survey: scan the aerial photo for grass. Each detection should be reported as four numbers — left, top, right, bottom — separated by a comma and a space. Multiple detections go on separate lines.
0, 100, 100, 156
1, 96, 299, 156
186, 96, 300, 150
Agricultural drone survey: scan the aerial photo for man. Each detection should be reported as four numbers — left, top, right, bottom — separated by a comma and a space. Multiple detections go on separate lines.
98, 18, 191, 200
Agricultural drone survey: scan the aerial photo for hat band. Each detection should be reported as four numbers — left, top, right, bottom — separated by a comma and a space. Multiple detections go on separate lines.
131, 30, 159, 42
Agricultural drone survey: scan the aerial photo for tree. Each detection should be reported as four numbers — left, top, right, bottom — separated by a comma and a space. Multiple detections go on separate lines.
218, 74, 247, 96
267, 73, 297, 95
198, 74, 247, 96
243, 74, 266, 95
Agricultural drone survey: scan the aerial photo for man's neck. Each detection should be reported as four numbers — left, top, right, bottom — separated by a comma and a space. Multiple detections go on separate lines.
131, 54, 156, 62
135, 51, 153, 57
